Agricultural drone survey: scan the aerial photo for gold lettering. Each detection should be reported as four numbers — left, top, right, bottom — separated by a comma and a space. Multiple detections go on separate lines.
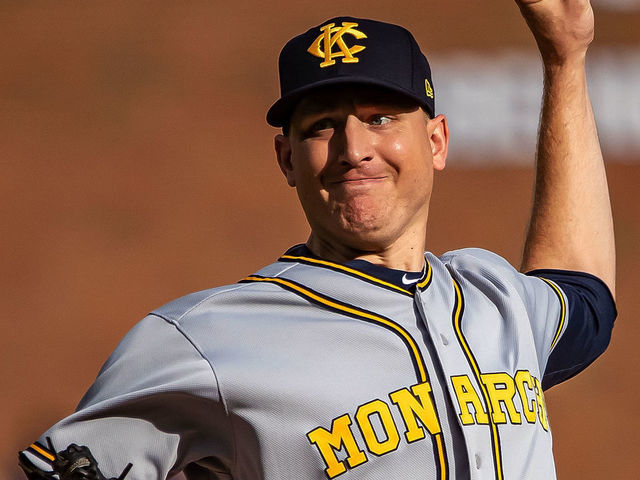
482, 372, 522, 424
389, 382, 442, 442
355, 400, 400, 456
534, 376, 549, 431
515, 370, 538, 424
451, 375, 489, 425
307, 414, 367, 478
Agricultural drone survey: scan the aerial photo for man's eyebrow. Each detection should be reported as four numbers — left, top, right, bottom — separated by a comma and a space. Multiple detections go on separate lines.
295, 98, 342, 117
293, 90, 419, 122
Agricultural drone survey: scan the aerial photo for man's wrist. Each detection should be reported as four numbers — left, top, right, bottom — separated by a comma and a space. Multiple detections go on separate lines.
541, 51, 588, 75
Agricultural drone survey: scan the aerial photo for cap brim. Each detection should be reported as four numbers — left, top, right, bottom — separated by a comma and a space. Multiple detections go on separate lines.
266, 76, 431, 127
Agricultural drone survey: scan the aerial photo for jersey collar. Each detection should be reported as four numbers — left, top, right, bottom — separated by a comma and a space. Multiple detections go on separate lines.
279, 244, 432, 295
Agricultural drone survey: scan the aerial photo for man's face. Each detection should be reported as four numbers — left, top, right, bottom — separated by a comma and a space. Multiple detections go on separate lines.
275, 86, 448, 253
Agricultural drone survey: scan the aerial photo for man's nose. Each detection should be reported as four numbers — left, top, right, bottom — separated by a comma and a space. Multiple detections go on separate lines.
336, 115, 374, 166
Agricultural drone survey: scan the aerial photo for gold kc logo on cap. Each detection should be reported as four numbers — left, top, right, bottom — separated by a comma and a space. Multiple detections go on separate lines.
307, 22, 367, 68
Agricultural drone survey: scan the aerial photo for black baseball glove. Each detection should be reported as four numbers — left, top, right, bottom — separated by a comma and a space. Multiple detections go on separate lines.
19, 438, 132, 480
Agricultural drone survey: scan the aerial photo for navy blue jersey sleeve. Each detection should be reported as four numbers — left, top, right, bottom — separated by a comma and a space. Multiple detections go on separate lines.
526, 269, 617, 390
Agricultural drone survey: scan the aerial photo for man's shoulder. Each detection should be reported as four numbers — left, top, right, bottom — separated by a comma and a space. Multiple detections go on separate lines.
150, 260, 295, 323
429, 247, 531, 299
433, 247, 515, 272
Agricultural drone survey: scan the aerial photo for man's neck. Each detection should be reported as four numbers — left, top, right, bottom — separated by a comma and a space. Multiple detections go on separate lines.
306, 232, 426, 272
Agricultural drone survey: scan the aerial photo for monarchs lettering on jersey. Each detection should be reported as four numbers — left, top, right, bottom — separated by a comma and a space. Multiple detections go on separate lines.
307, 381, 441, 479
307, 22, 367, 68
450, 370, 548, 430
307, 370, 549, 479
242, 274, 447, 479
307, 414, 368, 478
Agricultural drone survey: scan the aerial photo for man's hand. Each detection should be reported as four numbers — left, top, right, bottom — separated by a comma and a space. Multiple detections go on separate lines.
515, 0, 594, 65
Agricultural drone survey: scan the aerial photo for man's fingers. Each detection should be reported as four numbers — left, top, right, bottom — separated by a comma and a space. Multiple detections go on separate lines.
515, 0, 594, 64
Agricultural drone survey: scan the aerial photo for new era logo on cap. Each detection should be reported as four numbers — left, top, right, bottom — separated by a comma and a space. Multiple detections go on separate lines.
267, 16, 435, 127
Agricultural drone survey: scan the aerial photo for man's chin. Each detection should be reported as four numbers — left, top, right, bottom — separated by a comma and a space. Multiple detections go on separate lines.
334, 223, 399, 253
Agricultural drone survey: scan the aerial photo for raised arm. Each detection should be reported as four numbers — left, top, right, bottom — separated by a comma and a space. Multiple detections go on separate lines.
517, 0, 616, 297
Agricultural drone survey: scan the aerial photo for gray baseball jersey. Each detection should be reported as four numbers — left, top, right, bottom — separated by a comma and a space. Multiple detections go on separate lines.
21, 246, 615, 480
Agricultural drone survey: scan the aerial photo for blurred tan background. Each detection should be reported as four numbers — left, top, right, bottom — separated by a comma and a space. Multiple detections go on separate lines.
3, 1, 639, 479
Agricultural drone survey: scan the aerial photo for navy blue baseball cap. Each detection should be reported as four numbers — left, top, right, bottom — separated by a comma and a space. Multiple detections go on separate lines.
267, 16, 435, 127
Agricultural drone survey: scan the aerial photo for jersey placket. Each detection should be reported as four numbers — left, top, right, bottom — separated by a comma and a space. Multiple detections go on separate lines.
265, 260, 452, 479
414, 280, 503, 480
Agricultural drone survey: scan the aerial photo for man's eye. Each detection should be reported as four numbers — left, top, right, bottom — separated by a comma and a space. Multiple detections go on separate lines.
310, 118, 336, 132
369, 115, 392, 126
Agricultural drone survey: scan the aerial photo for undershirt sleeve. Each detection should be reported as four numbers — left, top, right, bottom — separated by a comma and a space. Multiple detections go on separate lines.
526, 269, 617, 390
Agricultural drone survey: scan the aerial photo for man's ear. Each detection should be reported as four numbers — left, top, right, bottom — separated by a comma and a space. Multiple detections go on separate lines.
428, 114, 449, 171
274, 134, 296, 187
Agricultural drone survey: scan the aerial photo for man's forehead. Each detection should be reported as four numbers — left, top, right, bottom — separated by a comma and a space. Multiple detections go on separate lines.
293, 85, 421, 117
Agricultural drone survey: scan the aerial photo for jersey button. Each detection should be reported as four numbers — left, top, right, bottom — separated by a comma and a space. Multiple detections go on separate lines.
475, 453, 482, 469
440, 333, 449, 346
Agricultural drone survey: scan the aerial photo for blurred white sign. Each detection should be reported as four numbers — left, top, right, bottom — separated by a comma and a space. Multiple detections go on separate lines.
592, 0, 640, 10
433, 49, 640, 165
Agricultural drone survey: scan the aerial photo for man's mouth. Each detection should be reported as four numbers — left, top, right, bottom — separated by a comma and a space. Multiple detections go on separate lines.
333, 176, 387, 184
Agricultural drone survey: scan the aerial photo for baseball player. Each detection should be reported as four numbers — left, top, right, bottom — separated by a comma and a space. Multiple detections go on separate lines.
19, 1, 616, 479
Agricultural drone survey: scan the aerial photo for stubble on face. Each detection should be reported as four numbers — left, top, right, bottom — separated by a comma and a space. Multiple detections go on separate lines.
330, 184, 395, 237
286, 86, 436, 256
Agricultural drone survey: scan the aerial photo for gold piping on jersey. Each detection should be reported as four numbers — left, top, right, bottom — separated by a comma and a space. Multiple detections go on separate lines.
539, 277, 567, 353
279, 254, 433, 297
451, 278, 504, 480
243, 275, 424, 376
435, 434, 446, 478
241, 274, 449, 480
417, 261, 433, 290
28, 443, 55, 462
